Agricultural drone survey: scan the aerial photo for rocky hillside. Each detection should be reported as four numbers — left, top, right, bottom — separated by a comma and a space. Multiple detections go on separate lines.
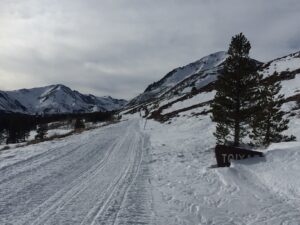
129, 51, 228, 106
0, 84, 127, 114
124, 51, 300, 122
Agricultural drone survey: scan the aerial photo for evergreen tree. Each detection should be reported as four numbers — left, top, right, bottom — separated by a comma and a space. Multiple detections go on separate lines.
191, 86, 197, 95
251, 72, 290, 146
211, 33, 262, 146
0, 129, 7, 144
6, 115, 32, 143
6, 126, 19, 144
35, 124, 48, 140
0, 122, 4, 143
74, 118, 85, 130
214, 122, 230, 145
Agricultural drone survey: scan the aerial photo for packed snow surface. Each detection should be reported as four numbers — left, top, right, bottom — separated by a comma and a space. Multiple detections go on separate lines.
141, 109, 300, 225
0, 120, 153, 225
1, 114, 300, 224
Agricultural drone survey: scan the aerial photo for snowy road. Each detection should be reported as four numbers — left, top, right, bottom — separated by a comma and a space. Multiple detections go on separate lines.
0, 119, 153, 225
3, 115, 300, 225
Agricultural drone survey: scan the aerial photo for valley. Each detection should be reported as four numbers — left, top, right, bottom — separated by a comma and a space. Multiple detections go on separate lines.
0, 49, 300, 224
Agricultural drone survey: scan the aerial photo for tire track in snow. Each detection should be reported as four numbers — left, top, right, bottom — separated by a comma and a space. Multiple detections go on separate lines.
112, 134, 154, 225
88, 131, 143, 225
26, 123, 135, 225
0, 119, 153, 225
23, 139, 121, 225
0, 128, 106, 185
0, 133, 113, 212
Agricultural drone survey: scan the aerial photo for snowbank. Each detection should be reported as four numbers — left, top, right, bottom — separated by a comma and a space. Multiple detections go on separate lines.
144, 107, 300, 224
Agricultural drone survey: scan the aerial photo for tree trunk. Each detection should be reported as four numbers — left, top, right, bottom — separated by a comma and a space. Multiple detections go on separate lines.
265, 116, 271, 146
234, 107, 240, 146
234, 120, 240, 146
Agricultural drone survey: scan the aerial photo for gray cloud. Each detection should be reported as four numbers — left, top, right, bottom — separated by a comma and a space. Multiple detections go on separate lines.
0, 0, 300, 99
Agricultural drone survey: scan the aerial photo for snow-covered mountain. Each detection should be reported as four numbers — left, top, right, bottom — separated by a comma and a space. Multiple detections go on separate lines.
260, 51, 300, 101
124, 50, 300, 123
120, 50, 300, 224
129, 51, 228, 106
0, 84, 127, 114
1, 51, 300, 224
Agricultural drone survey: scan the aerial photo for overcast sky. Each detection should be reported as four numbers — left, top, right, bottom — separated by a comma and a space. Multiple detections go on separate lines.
0, 0, 300, 99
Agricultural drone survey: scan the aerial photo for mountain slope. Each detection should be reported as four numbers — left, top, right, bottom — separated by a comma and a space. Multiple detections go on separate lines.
261, 51, 300, 101
124, 50, 299, 123
129, 51, 228, 106
121, 51, 300, 224
0, 84, 127, 114
0, 91, 27, 113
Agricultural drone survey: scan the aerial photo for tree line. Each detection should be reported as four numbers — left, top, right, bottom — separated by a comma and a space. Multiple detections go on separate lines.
0, 111, 115, 144
211, 33, 295, 147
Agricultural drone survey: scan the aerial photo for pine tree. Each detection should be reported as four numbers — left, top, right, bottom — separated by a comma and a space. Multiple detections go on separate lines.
0, 121, 4, 142
211, 33, 262, 146
0, 129, 6, 144
251, 72, 290, 146
214, 122, 230, 145
74, 118, 85, 130
6, 126, 18, 144
6, 118, 19, 144
35, 124, 48, 140
191, 86, 197, 95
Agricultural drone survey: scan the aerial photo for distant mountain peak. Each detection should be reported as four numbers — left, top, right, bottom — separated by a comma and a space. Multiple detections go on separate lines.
129, 51, 228, 106
126, 49, 300, 122
0, 84, 127, 114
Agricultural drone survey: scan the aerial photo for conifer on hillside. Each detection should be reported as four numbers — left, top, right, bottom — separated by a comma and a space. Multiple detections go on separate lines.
74, 118, 85, 130
211, 33, 262, 146
251, 72, 291, 146
35, 124, 48, 140
0, 128, 7, 144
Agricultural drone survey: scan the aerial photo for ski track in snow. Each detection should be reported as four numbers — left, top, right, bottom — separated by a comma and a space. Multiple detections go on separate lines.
2, 116, 300, 225
0, 119, 153, 225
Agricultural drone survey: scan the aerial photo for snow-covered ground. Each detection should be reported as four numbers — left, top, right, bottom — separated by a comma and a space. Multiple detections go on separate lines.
1, 112, 300, 224
161, 91, 215, 115
281, 75, 300, 98
142, 109, 300, 225
0, 121, 108, 148
262, 52, 300, 76
0, 119, 153, 225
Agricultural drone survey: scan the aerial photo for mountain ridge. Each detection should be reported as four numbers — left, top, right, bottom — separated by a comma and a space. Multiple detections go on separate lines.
0, 84, 127, 114
124, 50, 300, 122
129, 51, 228, 106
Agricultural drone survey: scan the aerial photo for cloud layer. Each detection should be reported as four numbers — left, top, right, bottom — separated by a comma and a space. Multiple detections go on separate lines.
1, 0, 300, 99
